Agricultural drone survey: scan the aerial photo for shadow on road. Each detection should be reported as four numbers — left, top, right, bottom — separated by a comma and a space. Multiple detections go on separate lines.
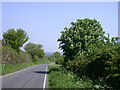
33, 71, 48, 74
33, 68, 60, 74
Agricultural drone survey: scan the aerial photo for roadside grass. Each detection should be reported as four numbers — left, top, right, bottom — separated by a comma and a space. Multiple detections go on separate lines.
2, 63, 35, 75
48, 64, 110, 89
48, 64, 93, 88
1, 58, 53, 76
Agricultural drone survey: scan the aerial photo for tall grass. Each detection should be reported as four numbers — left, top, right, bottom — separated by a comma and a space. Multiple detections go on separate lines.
48, 64, 110, 89
48, 64, 93, 88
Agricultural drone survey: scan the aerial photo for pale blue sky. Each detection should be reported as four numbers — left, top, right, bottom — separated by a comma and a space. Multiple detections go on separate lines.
2, 2, 118, 52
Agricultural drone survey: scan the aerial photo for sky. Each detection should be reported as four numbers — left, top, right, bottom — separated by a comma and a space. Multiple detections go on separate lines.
2, 2, 118, 53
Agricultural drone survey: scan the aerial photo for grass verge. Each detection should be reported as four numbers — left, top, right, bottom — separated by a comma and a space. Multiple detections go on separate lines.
48, 64, 110, 89
48, 64, 93, 88
1, 59, 53, 76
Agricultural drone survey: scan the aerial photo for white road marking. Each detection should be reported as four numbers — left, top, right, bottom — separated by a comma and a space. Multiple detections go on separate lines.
0, 65, 37, 79
43, 66, 48, 89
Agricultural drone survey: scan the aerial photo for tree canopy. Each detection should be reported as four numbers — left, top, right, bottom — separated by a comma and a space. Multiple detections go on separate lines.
57, 18, 120, 88
24, 43, 44, 59
58, 18, 111, 65
3, 28, 29, 52
53, 52, 61, 58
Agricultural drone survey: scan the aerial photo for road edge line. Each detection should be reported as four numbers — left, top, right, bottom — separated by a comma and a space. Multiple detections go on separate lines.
43, 66, 48, 89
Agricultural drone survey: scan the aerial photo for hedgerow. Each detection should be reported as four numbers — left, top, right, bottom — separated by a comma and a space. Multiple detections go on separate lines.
58, 18, 120, 88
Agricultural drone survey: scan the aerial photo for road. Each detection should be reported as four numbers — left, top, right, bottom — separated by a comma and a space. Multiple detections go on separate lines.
1, 64, 49, 89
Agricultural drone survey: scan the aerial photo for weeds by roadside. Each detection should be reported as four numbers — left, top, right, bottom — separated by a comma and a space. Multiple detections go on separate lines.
48, 64, 110, 89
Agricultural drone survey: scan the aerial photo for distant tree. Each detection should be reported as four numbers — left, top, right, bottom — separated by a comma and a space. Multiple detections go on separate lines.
24, 43, 44, 58
48, 55, 55, 61
53, 51, 64, 65
3, 28, 29, 52
53, 52, 61, 58
48, 52, 63, 61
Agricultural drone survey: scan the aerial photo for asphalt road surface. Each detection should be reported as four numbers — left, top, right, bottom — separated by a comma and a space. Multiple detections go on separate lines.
2, 64, 49, 89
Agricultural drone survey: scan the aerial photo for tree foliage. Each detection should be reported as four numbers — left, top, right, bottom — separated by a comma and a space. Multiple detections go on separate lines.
58, 18, 120, 88
47, 52, 64, 65
3, 28, 29, 52
53, 52, 61, 58
24, 43, 44, 59
58, 18, 108, 66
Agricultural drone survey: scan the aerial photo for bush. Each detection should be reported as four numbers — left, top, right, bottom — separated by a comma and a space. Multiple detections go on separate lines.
55, 57, 64, 65
73, 45, 120, 88
2, 46, 31, 64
